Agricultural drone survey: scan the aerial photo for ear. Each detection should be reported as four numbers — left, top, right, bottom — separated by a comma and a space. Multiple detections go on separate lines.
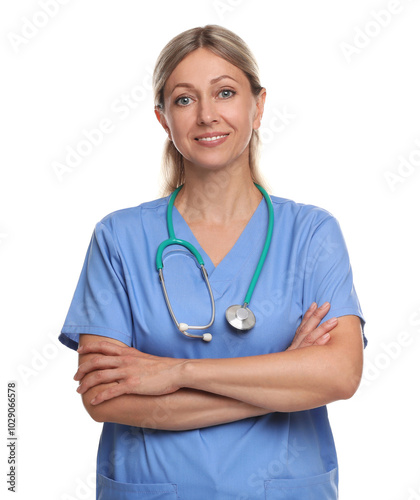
154, 107, 172, 140
252, 88, 266, 130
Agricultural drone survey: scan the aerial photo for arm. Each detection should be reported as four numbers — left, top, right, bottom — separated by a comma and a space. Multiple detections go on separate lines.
75, 303, 340, 427
78, 335, 271, 431
183, 314, 364, 412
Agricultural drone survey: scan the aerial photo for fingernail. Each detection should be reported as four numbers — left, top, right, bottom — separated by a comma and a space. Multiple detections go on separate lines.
321, 333, 330, 340
320, 302, 329, 310
77, 345, 84, 353
90, 398, 97, 405
326, 317, 337, 325
310, 302, 317, 310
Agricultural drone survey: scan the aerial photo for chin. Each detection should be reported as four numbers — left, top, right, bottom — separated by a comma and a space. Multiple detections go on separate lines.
188, 158, 237, 172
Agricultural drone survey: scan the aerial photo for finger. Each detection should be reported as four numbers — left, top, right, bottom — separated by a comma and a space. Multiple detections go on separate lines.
314, 333, 331, 346
74, 355, 121, 381
300, 317, 338, 347
290, 303, 328, 348
301, 302, 317, 323
76, 369, 125, 394
298, 302, 331, 338
313, 318, 338, 345
77, 341, 125, 356
296, 302, 317, 335
90, 383, 128, 405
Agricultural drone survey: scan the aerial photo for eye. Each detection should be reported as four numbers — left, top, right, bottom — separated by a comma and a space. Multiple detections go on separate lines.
175, 96, 192, 106
218, 89, 236, 99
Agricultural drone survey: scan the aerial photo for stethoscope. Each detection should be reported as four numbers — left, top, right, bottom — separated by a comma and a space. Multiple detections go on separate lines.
156, 183, 274, 341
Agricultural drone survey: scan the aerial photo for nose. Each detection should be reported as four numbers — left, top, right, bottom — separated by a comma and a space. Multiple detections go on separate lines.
196, 97, 219, 125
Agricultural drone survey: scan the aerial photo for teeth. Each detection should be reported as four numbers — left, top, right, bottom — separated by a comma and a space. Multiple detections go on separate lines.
197, 134, 228, 141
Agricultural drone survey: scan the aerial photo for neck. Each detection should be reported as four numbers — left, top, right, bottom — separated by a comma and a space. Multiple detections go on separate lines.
173, 162, 263, 225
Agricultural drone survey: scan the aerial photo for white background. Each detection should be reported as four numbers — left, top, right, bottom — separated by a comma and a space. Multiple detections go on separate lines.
2, 1, 420, 499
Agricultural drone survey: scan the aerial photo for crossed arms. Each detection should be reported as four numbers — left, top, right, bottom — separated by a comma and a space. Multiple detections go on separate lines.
73, 303, 364, 431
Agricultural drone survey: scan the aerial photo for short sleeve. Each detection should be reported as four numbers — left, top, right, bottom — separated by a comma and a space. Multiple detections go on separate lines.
303, 215, 367, 348
59, 221, 133, 351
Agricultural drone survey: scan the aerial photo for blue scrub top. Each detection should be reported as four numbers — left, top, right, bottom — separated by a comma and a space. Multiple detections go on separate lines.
60, 194, 366, 500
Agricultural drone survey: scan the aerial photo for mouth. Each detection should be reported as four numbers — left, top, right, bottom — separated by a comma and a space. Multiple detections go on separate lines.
195, 133, 229, 142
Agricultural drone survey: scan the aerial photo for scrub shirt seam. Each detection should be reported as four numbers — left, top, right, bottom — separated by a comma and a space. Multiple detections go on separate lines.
307, 212, 335, 239
97, 221, 129, 294
98, 476, 177, 493
100, 219, 141, 339
140, 197, 171, 212
62, 324, 132, 341
302, 213, 355, 306
301, 214, 336, 309
265, 480, 331, 490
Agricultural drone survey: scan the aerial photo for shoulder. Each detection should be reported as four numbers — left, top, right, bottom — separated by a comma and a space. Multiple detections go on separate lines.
270, 195, 338, 233
95, 196, 169, 232
269, 196, 350, 261
88, 197, 170, 252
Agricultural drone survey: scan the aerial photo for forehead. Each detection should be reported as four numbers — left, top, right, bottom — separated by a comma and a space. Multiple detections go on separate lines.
165, 48, 249, 94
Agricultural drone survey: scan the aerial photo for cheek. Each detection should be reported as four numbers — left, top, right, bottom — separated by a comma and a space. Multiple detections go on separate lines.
167, 109, 192, 133
166, 116, 188, 144
232, 102, 257, 131
236, 109, 257, 139
167, 116, 194, 157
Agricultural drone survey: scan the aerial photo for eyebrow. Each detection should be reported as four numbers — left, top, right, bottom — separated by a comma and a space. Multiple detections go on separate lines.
169, 75, 238, 95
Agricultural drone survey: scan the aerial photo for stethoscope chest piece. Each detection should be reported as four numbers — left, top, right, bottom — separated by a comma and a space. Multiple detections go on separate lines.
225, 304, 256, 331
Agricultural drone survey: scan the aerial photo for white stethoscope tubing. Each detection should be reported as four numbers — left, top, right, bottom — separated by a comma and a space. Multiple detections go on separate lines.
158, 265, 215, 341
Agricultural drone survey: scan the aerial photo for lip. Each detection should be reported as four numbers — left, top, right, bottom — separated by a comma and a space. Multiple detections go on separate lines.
194, 131, 230, 140
194, 132, 230, 148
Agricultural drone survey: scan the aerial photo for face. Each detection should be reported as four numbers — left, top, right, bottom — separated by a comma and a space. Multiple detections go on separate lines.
155, 48, 266, 173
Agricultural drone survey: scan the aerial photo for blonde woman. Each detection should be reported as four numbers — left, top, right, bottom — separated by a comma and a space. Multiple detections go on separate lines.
62, 25, 366, 499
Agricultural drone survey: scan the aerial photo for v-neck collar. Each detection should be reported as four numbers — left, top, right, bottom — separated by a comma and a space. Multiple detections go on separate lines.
171, 197, 267, 291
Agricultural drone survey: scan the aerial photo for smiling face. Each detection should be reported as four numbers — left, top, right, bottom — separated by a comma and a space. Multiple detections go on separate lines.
156, 48, 265, 174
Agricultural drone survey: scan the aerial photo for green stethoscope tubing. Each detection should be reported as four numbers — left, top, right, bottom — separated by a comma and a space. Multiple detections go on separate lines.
242, 184, 274, 306
156, 183, 274, 335
156, 185, 205, 269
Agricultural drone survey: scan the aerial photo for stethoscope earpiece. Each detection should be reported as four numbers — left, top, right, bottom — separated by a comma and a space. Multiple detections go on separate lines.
178, 323, 212, 342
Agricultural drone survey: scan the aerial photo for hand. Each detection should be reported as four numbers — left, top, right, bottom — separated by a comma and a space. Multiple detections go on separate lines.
74, 342, 185, 405
286, 302, 338, 351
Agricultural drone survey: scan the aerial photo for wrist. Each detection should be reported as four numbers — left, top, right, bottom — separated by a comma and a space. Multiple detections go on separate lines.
177, 358, 198, 391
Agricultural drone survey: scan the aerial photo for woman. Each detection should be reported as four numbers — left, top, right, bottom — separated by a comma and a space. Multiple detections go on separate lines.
61, 25, 366, 499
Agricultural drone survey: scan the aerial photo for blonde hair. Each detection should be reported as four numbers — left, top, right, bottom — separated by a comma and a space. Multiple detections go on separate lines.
153, 25, 268, 196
